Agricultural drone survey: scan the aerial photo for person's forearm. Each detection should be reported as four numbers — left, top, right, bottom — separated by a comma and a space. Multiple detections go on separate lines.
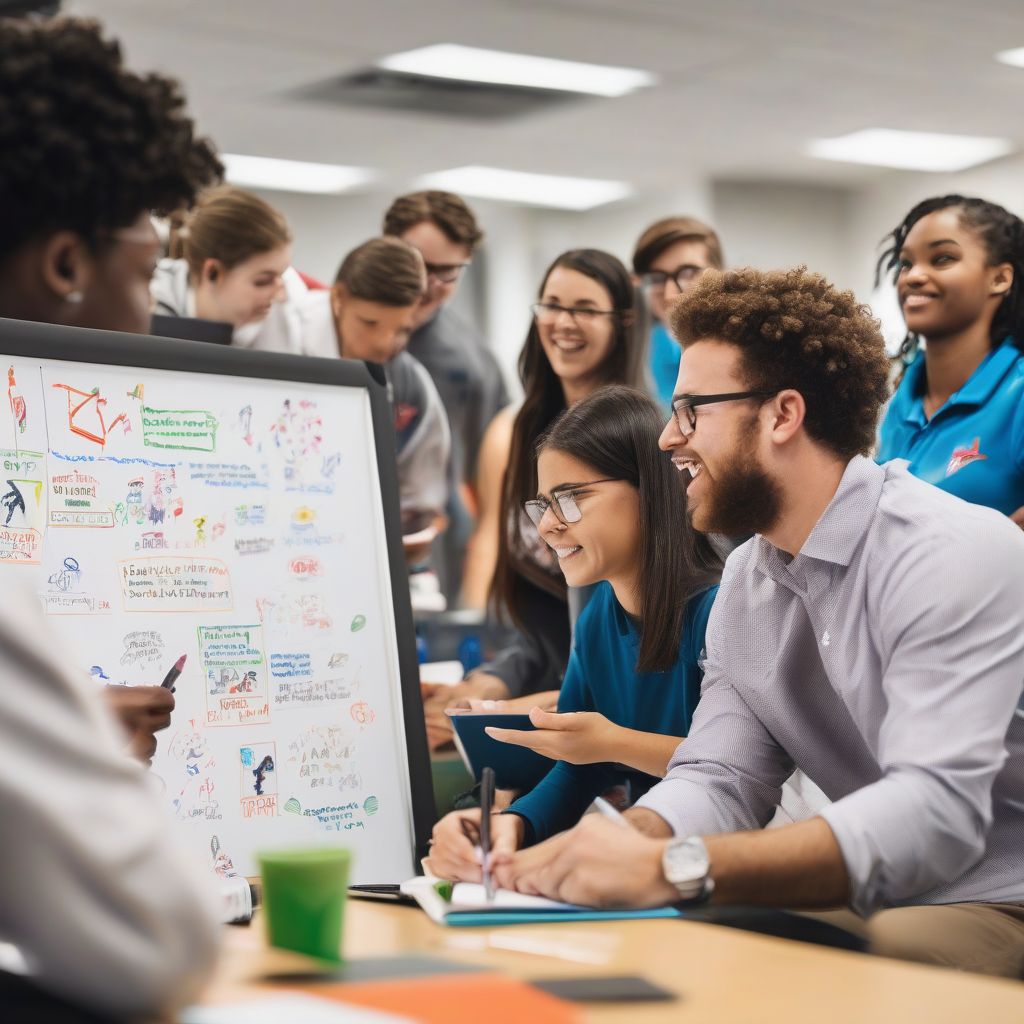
704, 816, 850, 908
613, 728, 682, 778
624, 806, 674, 837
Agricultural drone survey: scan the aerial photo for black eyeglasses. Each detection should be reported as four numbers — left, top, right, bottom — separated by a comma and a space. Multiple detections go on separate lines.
424, 261, 470, 284
640, 265, 707, 293
671, 391, 778, 437
523, 478, 619, 528
531, 302, 619, 325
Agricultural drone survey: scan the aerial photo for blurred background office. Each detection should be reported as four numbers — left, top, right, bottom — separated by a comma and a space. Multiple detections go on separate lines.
59, 0, 1024, 385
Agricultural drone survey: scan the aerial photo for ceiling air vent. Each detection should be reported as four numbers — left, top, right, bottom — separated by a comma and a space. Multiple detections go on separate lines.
287, 68, 589, 121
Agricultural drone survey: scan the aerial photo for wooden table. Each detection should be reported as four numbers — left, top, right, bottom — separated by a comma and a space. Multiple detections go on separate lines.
201, 899, 1024, 1022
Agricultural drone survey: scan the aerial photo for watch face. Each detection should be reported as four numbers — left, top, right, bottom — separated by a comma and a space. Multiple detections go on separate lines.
663, 837, 709, 889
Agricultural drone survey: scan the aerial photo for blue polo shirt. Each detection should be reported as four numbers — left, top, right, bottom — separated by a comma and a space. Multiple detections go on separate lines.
507, 580, 717, 844
876, 339, 1024, 516
649, 321, 681, 414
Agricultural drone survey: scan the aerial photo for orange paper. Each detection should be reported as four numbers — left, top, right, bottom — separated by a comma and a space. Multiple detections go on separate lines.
303, 972, 581, 1023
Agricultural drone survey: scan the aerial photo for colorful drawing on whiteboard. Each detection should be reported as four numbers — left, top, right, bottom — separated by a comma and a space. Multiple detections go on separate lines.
47, 556, 81, 593
270, 398, 339, 494
200, 623, 270, 727
7, 367, 26, 435
52, 382, 129, 447
168, 727, 222, 823
117, 555, 232, 612
350, 700, 376, 728
350, 614, 366, 632
0, 525, 41, 564
141, 405, 218, 452
49, 468, 113, 527
41, 552, 111, 614
240, 742, 277, 819
238, 405, 254, 447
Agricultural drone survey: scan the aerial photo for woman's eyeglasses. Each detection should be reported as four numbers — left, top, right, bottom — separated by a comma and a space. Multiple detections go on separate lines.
531, 302, 619, 326
523, 478, 619, 528
671, 391, 778, 437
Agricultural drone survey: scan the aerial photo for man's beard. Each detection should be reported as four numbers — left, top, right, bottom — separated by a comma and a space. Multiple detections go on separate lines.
689, 438, 783, 539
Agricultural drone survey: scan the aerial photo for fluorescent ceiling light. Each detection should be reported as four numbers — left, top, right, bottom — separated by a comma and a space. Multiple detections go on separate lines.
995, 47, 1024, 68
806, 129, 1013, 172
221, 154, 373, 194
416, 166, 633, 211
378, 43, 655, 97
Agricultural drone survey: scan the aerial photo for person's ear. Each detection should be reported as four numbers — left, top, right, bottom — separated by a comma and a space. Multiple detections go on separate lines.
40, 231, 94, 305
991, 262, 1014, 299
330, 283, 349, 319
767, 388, 806, 445
201, 258, 225, 285
619, 309, 636, 329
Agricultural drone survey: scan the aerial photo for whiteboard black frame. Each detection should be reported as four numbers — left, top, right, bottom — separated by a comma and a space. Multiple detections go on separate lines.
0, 316, 437, 868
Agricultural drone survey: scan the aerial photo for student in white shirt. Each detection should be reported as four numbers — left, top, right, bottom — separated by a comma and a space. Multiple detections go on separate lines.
297, 237, 451, 524
151, 184, 306, 352
0, 16, 222, 1015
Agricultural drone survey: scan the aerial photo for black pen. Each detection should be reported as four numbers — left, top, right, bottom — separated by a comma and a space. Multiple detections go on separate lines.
479, 766, 495, 901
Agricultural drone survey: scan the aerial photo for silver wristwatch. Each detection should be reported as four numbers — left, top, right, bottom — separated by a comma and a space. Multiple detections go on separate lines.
661, 836, 714, 904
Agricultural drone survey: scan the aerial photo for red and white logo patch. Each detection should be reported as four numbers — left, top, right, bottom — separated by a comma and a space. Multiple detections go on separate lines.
946, 437, 987, 477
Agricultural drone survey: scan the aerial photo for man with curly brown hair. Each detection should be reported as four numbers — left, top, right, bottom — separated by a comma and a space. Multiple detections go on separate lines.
497, 266, 1024, 978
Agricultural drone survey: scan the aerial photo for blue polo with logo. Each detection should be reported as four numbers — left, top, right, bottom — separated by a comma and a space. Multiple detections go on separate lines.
876, 339, 1024, 516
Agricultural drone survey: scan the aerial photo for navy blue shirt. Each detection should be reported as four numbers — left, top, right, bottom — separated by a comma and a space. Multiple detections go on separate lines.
877, 339, 1024, 516
507, 581, 718, 844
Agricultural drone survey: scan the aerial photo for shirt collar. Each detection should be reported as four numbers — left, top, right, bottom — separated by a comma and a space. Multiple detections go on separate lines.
754, 455, 885, 579
896, 339, 1019, 426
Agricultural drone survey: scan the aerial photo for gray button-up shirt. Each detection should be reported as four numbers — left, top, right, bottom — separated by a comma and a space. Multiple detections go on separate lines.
638, 456, 1024, 916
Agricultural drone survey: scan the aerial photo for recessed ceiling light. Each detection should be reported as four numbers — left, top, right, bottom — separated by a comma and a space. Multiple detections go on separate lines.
221, 154, 374, 195
416, 166, 633, 211
995, 47, 1024, 68
378, 44, 655, 97
806, 129, 1013, 172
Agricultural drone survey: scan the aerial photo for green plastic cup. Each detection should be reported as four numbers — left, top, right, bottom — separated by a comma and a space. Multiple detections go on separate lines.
257, 847, 351, 962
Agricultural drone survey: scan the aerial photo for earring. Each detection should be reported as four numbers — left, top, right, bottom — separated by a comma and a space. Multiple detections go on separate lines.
66, 290, 84, 304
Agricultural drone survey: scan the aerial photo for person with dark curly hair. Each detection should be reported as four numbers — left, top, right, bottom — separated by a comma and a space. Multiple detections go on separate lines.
497, 266, 1024, 979
0, 17, 222, 1019
0, 16, 221, 334
0, 14, 222, 765
875, 195, 1024, 527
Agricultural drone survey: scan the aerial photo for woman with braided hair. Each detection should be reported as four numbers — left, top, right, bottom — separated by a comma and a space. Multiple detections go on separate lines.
876, 195, 1024, 526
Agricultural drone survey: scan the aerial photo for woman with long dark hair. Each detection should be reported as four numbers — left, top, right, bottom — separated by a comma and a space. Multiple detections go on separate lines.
425, 386, 721, 879
424, 251, 646, 747
876, 195, 1024, 524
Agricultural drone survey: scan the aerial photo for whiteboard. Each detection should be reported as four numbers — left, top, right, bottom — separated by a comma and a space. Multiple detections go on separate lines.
0, 318, 434, 881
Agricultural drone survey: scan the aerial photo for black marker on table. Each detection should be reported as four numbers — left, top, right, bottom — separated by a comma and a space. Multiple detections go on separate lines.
161, 654, 187, 692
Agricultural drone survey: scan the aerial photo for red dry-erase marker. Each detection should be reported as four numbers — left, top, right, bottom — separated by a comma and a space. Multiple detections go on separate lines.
161, 654, 187, 691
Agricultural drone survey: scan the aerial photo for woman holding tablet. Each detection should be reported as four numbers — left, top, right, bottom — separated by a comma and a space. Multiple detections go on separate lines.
424, 386, 721, 881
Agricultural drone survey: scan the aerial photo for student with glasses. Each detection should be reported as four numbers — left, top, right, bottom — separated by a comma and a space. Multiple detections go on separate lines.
632, 216, 725, 412
383, 192, 509, 602
423, 250, 645, 750
495, 266, 1024, 979
424, 386, 720, 879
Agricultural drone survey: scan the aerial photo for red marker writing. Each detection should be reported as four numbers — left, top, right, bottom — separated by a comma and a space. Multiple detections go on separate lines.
161, 654, 187, 692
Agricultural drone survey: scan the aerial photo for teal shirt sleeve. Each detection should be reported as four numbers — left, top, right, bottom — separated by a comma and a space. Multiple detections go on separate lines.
505, 600, 619, 845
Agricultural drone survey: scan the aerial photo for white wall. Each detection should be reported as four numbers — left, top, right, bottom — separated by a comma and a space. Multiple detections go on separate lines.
252, 155, 1024, 400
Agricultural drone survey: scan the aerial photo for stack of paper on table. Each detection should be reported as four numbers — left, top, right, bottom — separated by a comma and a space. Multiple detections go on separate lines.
400, 876, 682, 926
